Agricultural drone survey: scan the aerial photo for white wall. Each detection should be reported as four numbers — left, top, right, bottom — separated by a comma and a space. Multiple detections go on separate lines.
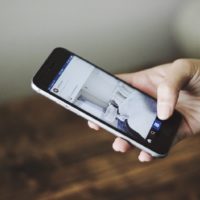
83, 70, 118, 106
0, 0, 183, 103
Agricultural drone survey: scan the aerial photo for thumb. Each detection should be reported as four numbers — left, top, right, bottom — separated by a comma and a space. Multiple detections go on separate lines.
157, 59, 194, 120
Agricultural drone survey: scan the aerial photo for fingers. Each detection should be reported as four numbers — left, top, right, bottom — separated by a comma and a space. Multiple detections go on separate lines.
112, 137, 132, 152
157, 83, 178, 120
88, 124, 154, 162
112, 137, 153, 162
87, 121, 100, 131
88, 60, 197, 161
157, 59, 195, 120
138, 151, 153, 162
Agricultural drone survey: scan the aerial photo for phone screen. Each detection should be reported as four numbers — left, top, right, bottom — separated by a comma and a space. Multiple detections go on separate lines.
48, 55, 162, 144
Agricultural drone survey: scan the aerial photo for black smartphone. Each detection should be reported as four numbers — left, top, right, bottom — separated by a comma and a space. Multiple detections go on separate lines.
32, 47, 182, 157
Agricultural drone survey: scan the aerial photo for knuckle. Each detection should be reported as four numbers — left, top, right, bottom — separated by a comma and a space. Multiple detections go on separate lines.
173, 58, 191, 68
173, 58, 195, 78
173, 58, 193, 70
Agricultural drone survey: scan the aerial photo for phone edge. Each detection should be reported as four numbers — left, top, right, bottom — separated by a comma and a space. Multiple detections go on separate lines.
31, 81, 166, 158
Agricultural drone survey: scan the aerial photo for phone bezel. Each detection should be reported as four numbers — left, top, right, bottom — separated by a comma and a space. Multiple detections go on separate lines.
32, 47, 182, 155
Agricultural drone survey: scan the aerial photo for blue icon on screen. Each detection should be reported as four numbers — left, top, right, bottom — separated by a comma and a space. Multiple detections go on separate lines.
152, 119, 162, 131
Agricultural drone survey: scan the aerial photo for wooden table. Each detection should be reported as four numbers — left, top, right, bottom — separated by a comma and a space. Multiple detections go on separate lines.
0, 95, 199, 200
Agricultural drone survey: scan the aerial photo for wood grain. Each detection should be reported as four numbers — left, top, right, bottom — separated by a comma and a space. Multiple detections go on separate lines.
0, 95, 199, 200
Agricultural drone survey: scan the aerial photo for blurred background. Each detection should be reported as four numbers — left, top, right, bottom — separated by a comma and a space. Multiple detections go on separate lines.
0, 0, 199, 103
0, 0, 200, 200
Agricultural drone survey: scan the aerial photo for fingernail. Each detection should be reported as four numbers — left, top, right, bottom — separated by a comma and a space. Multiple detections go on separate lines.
112, 142, 120, 152
157, 102, 172, 120
138, 154, 151, 162
138, 154, 148, 162
138, 155, 145, 162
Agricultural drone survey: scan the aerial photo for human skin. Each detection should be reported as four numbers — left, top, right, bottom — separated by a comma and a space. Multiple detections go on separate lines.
88, 59, 200, 162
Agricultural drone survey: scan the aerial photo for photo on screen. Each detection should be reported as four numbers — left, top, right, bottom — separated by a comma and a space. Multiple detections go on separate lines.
49, 56, 157, 140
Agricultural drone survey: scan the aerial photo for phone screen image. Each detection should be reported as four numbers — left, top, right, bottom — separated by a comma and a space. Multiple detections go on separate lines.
48, 55, 161, 144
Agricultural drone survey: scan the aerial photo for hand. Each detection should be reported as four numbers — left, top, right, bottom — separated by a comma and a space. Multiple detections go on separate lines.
88, 59, 200, 162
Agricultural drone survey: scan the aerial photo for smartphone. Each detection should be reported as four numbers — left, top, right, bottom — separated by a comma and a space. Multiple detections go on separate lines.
32, 47, 182, 157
